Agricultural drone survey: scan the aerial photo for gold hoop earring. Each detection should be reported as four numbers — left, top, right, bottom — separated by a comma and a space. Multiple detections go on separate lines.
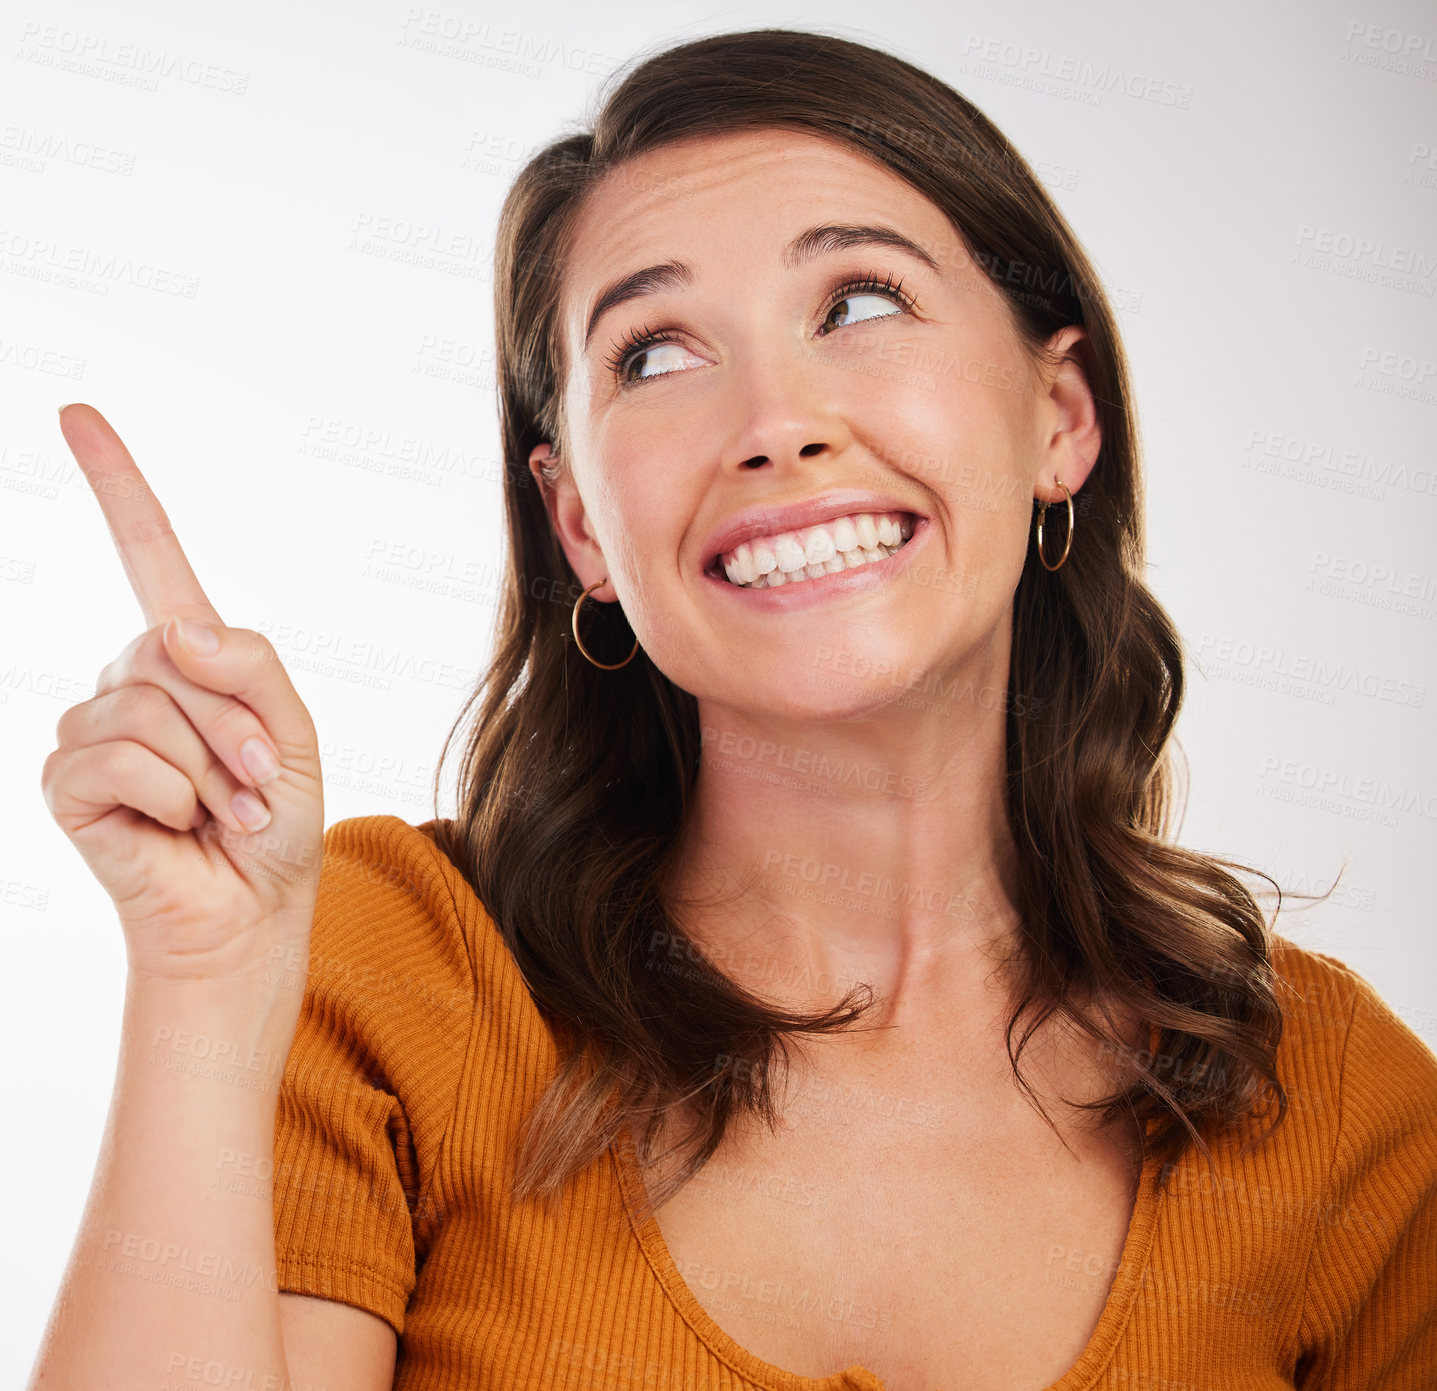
1034, 480, 1075, 571
571, 577, 640, 670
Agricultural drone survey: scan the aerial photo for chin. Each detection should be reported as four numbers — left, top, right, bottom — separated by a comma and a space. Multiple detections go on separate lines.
708, 671, 923, 725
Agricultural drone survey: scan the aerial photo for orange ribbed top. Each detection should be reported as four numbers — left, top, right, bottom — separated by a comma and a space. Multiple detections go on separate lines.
272, 814, 1437, 1389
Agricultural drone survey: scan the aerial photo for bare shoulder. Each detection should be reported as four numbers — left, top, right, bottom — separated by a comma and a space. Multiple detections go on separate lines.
278, 1292, 397, 1390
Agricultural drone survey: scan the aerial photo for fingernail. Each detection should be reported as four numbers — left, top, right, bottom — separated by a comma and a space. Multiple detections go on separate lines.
173, 617, 220, 655
240, 736, 281, 785
231, 789, 271, 831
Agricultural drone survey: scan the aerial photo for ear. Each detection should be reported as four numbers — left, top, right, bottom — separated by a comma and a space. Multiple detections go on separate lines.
527, 442, 617, 602
1032, 324, 1102, 507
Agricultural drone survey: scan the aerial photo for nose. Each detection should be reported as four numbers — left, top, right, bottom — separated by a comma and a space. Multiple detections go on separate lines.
737, 439, 830, 471
719, 338, 853, 474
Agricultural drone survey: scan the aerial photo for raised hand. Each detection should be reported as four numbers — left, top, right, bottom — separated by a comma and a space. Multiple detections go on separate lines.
40, 404, 325, 982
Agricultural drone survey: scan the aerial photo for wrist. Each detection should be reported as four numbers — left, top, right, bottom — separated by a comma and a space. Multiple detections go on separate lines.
121, 966, 305, 1086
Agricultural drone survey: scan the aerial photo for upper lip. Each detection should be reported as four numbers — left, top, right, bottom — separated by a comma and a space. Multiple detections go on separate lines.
701, 490, 927, 572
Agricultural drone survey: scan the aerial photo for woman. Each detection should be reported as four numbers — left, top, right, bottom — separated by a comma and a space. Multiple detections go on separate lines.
29, 27, 1437, 1391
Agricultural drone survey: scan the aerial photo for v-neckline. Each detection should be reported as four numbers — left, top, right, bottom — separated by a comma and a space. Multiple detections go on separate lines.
609, 1117, 1164, 1391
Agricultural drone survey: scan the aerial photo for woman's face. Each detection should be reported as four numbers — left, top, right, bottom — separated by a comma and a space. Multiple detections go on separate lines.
535, 127, 1098, 721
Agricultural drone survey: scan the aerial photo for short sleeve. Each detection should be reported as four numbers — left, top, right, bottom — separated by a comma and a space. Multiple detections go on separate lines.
1295, 955, 1437, 1389
271, 815, 476, 1337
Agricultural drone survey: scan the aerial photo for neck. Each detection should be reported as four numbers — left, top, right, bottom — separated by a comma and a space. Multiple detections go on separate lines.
663, 674, 1028, 1044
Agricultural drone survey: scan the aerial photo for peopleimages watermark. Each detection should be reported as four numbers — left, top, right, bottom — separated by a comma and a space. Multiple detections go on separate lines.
15, 21, 250, 93
1354, 345, 1437, 408
1304, 551, 1437, 622
1340, 21, 1437, 81
957, 35, 1193, 108
701, 725, 933, 798
298, 414, 502, 488
810, 646, 1044, 719
0, 333, 85, 379
1293, 226, 1436, 297
1194, 631, 1425, 708
1240, 427, 1437, 502
0, 228, 199, 298
1258, 755, 1437, 825
758, 848, 989, 924
0, 121, 135, 176
397, 8, 624, 77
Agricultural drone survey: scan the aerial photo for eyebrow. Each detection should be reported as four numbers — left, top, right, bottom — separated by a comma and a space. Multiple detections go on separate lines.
581, 222, 943, 354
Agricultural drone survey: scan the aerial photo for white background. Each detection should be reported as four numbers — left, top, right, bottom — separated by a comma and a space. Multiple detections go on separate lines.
2, 0, 1434, 1376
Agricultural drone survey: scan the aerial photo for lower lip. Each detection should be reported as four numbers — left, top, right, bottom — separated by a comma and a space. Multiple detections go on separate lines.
703, 518, 931, 610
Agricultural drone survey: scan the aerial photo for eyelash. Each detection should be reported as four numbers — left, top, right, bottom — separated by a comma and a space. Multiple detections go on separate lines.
603, 268, 918, 386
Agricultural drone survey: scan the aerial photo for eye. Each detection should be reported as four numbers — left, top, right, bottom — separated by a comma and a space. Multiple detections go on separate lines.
820, 292, 903, 332
604, 322, 705, 386
603, 269, 918, 388
816, 272, 915, 336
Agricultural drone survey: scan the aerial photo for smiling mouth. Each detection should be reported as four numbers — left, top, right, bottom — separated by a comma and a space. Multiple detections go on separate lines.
707, 510, 919, 589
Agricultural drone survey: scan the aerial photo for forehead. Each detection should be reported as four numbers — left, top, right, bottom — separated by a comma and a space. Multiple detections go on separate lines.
556, 128, 975, 357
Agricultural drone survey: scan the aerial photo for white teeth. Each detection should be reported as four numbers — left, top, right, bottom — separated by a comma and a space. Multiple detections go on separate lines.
803, 527, 836, 565
715, 509, 920, 589
733, 539, 905, 588
774, 534, 808, 573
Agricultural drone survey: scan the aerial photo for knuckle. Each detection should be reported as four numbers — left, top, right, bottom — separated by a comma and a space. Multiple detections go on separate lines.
132, 631, 169, 680
55, 701, 82, 745
39, 746, 62, 796
118, 682, 171, 725
102, 652, 151, 695
234, 627, 277, 666
208, 696, 257, 740
97, 631, 148, 692
100, 738, 143, 780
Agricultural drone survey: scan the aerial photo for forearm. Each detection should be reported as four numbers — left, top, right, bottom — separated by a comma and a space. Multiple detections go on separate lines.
28, 967, 306, 1390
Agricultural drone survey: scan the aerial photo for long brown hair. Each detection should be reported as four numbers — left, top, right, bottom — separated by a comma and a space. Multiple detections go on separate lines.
430, 26, 1330, 1219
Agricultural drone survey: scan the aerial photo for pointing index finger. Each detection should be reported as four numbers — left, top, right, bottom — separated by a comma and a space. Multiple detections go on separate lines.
59, 403, 223, 632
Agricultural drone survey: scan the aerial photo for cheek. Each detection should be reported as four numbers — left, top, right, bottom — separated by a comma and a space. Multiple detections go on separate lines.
893, 380, 1036, 608
890, 376, 1030, 522
597, 471, 686, 627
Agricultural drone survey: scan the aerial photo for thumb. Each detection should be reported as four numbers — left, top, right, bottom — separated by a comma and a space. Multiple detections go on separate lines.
165, 615, 222, 657
159, 617, 318, 769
